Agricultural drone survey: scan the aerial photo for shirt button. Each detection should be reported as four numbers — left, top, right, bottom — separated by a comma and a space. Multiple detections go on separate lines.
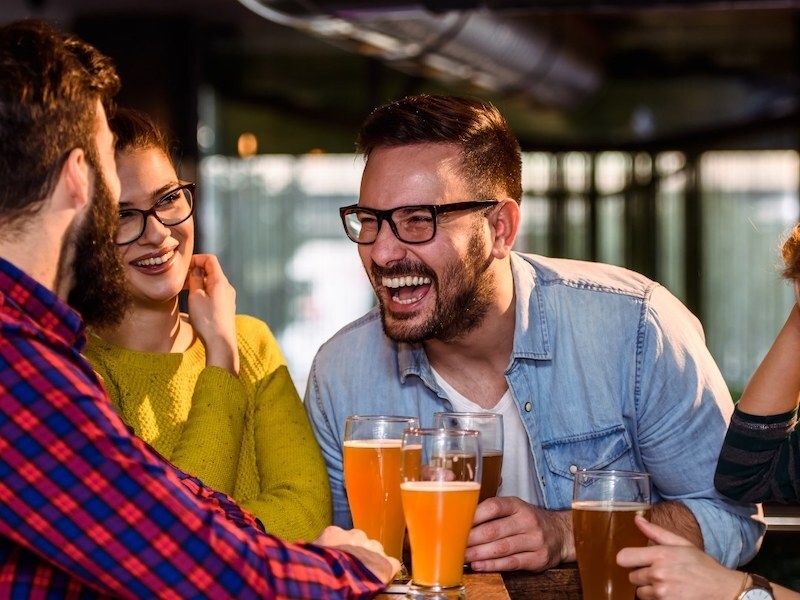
524, 402, 532, 412
569, 465, 578, 474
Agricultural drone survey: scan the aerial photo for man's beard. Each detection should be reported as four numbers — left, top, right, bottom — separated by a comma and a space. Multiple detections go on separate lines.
64, 169, 131, 329
374, 226, 495, 344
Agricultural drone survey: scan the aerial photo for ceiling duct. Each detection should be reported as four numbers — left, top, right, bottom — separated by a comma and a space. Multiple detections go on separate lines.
236, 0, 603, 109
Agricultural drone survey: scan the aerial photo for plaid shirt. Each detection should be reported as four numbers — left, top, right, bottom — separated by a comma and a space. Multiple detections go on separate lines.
0, 258, 384, 599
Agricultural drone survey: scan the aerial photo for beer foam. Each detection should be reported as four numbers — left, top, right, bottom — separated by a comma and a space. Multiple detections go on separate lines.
400, 481, 481, 492
343, 439, 402, 448
571, 501, 650, 511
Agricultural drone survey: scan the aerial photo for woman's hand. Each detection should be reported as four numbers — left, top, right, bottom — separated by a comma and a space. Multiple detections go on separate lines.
616, 516, 743, 600
185, 254, 239, 375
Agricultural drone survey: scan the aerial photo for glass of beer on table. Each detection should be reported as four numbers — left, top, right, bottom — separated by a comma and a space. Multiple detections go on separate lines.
343, 415, 419, 580
400, 427, 481, 600
572, 469, 652, 600
433, 412, 503, 503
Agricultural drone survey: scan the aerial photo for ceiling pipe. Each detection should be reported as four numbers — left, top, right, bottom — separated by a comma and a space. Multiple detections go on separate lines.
239, 0, 800, 17
236, 0, 603, 109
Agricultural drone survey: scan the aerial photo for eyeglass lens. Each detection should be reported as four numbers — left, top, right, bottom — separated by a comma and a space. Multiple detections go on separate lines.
117, 185, 194, 245
343, 206, 437, 244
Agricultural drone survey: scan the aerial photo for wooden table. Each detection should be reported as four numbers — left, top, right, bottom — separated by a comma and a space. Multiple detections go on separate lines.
503, 563, 582, 599
376, 573, 510, 599
376, 564, 582, 599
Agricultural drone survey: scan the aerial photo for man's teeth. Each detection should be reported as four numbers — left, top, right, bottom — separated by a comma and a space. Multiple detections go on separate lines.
381, 275, 431, 288
135, 250, 174, 267
382, 275, 431, 304
393, 294, 421, 305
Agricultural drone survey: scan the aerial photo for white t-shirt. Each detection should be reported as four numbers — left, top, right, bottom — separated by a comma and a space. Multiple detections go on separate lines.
431, 369, 540, 504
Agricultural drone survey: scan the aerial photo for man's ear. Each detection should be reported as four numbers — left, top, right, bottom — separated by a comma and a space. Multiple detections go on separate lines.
489, 198, 521, 258
55, 147, 91, 211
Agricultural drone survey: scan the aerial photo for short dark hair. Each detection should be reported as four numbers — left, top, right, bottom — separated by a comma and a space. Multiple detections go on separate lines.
356, 94, 522, 203
0, 19, 120, 228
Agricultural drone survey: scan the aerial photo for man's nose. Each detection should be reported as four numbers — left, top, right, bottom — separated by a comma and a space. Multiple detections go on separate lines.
367, 217, 406, 265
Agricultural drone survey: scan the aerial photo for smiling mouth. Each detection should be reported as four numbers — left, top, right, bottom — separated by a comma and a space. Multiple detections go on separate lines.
133, 249, 174, 268
382, 275, 432, 305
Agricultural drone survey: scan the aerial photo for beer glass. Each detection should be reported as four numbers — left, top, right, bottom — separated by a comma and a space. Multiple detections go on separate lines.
343, 415, 418, 580
433, 411, 503, 503
572, 469, 652, 600
401, 427, 481, 600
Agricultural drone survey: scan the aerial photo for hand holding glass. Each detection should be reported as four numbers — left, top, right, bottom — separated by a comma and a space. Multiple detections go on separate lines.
434, 411, 503, 503
343, 415, 418, 576
572, 469, 652, 600
401, 427, 481, 600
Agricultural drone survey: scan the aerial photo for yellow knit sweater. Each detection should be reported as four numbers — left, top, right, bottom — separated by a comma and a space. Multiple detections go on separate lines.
84, 314, 331, 542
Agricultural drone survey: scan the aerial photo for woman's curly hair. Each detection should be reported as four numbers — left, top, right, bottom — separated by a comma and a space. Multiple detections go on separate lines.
781, 223, 800, 279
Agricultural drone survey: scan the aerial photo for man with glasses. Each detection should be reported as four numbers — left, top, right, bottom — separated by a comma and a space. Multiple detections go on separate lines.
0, 19, 397, 597
304, 93, 764, 574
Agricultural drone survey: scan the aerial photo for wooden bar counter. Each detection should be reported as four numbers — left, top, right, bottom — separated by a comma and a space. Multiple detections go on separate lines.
502, 563, 582, 599
376, 563, 582, 599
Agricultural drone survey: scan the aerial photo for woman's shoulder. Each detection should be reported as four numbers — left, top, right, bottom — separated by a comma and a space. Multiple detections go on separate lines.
83, 332, 137, 367
234, 314, 275, 342
234, 314, 287, 373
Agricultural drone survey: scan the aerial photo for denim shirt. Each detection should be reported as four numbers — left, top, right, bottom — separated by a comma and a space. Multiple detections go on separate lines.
304, 252, 764, 567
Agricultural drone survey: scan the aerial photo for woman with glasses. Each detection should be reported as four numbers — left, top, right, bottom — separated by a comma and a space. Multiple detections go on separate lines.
83, 107, 331, 542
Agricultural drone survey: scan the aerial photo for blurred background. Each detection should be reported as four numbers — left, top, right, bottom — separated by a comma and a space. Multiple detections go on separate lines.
2, 0, 799, 587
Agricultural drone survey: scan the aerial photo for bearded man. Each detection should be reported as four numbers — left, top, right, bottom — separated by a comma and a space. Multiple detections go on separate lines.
0, 18, 397, 597
305, 93, 764, 574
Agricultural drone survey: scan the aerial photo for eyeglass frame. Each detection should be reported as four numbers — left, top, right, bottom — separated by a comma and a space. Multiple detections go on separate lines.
339, 200, 500, 245
116, 182, 196, 246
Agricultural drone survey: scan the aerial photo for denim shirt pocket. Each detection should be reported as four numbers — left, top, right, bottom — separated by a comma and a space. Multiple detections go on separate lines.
541, 425, 633, 505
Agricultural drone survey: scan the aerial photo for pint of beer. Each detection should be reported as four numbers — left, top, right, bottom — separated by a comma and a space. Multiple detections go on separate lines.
433, 412, 503, 503
343, 415, 419, 572
572, 470, 651, 600
400, 480, 480, 587
401, 428, 482, 600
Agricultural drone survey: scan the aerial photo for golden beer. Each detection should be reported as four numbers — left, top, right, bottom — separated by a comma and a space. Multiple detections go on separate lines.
480, 450, 503, 503
401, 481, 481, 587
429, 450, 501, 502
572, 501, 652, 600
343, 439, 405, 561
433, 411, 504, 505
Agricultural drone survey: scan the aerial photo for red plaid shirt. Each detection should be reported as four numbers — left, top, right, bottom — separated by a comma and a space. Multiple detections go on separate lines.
0, 258, 384, 599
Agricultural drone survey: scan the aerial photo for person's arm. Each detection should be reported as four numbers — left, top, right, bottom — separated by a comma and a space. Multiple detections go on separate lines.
649, 499, 703, 549
715, 281, 800, 503
0, 337, 391, 598
186, 253, 239, 375
634, 285, 763, 567
169, 366, 248, 494
736, 285, 800, 417
236, 322, 333, 540
169, 253, 247, 493
305, 353, 354, 529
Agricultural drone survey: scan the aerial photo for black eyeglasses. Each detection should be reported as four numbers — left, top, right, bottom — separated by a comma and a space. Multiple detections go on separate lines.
116, 183, 195, 245
339, 200, 499, 245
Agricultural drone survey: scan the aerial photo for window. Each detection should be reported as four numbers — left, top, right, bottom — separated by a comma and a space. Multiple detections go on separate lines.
198, 150, 799, 398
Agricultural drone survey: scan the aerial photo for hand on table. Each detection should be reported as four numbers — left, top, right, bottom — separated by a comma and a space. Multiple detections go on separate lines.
314, 526, 401, 585
616, 516, 743, 600
464, 496, 572, 572
185, 253, 239, 375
